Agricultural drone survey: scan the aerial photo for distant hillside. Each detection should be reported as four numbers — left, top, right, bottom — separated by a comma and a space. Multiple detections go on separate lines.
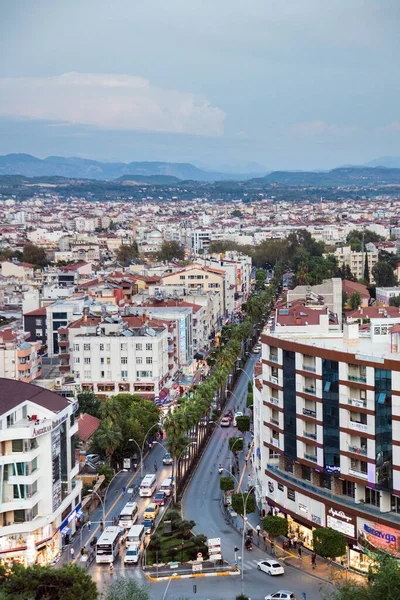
0, 153, 257, 182
116, 174, 181, 184
249, 167, 400, 186
363, 156, 400, 169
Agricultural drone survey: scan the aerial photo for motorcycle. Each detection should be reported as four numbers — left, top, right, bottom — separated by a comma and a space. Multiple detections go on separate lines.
90, 537, 97, 548
245, 538, 253, 551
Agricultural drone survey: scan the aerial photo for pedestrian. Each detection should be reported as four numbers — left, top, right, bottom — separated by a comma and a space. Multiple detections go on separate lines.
87, 520, 91, 531
256, 524, 261, 537
298, 546, 302, 560
249, 457, 252, 466
311, 552, 316, 569
263, 534, 267, 549
292, 535, 297, 549
70, 547, 75, 561
245, 457, 248, 466
248, 442, 251, 450
270, 541, 275, 556
288, 537, 292, 549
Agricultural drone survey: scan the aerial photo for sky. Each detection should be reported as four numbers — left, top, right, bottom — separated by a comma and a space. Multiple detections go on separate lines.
0, 0, 399, 172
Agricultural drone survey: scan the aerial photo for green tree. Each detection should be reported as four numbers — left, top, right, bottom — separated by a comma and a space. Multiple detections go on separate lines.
76, 390, 101, 418
389, 295, 400, 307
235, 415, 251, 435
208, 240, 243, 254
93, 418, 123, 466
246, 392, 253, 409
231, 493, 256, 516
105, 577, 150, 600
349, 291, 361, 311
0, 563, 98, 600
116, 243, 139, 266
312, 527, 346, 559
364, 251, 370, 283
263, 515, 288, 539
372, 261, 396, 287
342, 291, 349, 309
220, 476, 235, 492
255, 268, 267, 290
157, 240, 185, 262
346, 229, 384, 251
231, 209, 244, 218
22, 243, 48, 267
330, 555, 400, 600
228, 436, 244, 453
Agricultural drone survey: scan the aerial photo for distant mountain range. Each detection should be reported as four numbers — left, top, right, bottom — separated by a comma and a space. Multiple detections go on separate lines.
363, 156, 400, 169
250, 166, 400, 186
0, 154, 259, 182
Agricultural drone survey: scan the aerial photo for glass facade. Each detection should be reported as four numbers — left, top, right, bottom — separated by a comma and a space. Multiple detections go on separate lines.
375, 368, 392, 490
283, 350, 297, 459
322, 359, 340, 469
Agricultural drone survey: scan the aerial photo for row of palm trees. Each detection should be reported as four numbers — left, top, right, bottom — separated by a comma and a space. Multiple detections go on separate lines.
164, 281, 279, 499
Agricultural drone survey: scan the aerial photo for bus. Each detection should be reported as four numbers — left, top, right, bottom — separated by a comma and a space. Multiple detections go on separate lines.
126, 524, 145, 547
118, 501, 138, 529
139, 473, 157, 497
95, 526, 121, 564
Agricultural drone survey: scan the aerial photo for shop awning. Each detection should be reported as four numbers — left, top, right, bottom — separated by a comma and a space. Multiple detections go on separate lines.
76, 510, 84, 519
61, 527, 71, 536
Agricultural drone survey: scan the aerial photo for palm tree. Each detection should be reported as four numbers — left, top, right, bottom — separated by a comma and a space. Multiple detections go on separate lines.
93, 418, 123, 466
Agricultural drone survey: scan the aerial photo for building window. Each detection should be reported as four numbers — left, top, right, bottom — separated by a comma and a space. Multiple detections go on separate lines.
83, 344, 91, 351
283, 350, 297, 460
74, 357, 80, 364
84, 357, 91, 364
14, 509, 25, 523
342, 480, 355, 498
121, 370, 128, 378
136, 343, 142, 351
301, 466, 311, 481
7, 413, 15, 427
391, 494, 400, 513
146, 357, 153, 364
146, 343, 153, 351
365, 487, 380, 508
73, 344, 79, 351
136, 370, 152, 378
121, 357, 128, 364
99, 343, 104, 351
84, 370, 91, 378
136, 357, 142, 364
121, 343, 127, 351
100, 357, 104, 364
100, 371, 104, 378
180, 275, 185, 280
35, 329, 42, 337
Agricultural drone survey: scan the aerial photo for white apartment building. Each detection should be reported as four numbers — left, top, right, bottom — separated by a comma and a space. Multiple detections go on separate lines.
188, 229, 212, 254
66, 314, 169, 398
46, 298, 86, 356
254, 314, 400, 573
0, 330, 42, 384
0, 379, 81, 566
332, 246, 379, 282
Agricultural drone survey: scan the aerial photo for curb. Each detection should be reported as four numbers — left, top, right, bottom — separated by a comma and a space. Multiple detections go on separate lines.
146, 570, 240, 582
283, 559, 334, 585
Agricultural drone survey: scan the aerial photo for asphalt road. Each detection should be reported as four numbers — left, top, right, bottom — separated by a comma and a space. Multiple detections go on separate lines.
180, 353, 331, 600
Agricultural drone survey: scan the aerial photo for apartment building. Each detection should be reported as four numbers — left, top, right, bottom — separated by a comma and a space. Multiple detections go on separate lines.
46, 298, 86, 356
254, 314, 400, 573
333, 246, 378, 282
0, 329, 42, 383
66, 314, 169, 398
0, 379, 81, 566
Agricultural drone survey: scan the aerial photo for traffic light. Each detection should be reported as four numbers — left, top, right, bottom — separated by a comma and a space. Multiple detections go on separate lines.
234, 546, 239, 552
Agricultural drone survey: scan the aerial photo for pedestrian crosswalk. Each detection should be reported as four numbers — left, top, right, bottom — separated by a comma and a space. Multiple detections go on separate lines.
239, 559, 260, 571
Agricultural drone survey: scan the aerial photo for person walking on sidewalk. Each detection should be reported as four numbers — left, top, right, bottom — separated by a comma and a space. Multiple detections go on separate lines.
298, 546, 302, 560
270, 541, 275, 556
70, 547, 75, 562
87, 520, 91, 531
311, 552, 317, 569
256, 524, 261, 536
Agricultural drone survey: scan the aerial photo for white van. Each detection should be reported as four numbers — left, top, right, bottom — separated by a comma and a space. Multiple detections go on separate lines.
160, 476, 173, 497
124, 544, 141, 565
126, 524, 145, 548
139, 473, 157, 497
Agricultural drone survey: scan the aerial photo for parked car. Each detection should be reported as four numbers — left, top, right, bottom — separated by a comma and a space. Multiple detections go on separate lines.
154, 491, 166, 506
220, 417, 231, 427
264, 592, 295, 600
85, 454, 100, 464
257, 560, 285, 575
162, 453, 173, 466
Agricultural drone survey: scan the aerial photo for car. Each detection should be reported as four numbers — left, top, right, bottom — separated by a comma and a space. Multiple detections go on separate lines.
233, 411, 243, 426
142, 518, 154, 534
162, 452, 173, 466
143, 503, 159, 520
124, 545, 140, 564
264, 592, 296, 600
220, 417, 231, 427
85, 454, 100, 464
154, 491, 166, 506
257, 560, 285, 576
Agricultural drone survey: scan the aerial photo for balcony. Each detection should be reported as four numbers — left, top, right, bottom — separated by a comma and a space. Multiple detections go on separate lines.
303, 386, 316, 395
17, 362, 32, 372
349, 420, 368, 433
270, 417, 279, 426
304, 452, 317, 462
269, 375, 279, 385
303, 430, 317, 440
349, 468, 368, 479
269, 396, 279, 406
265, 464, 400, 525
270, 438, 280, 448
348, 374, 367, 384
348, 445, 368, 456
269, 354, 279, 363
302, 407, 316, 418
302, 364, 316, 373
348, 397, 367, 408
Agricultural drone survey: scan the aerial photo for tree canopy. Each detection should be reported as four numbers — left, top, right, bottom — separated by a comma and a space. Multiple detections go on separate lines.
262, 515, 288, 539
105, 577, 150, 600
76, 390, 101, 419
231, 492, 256, 516
346, 229, 385, 251
372, 261, 396, 287
156, 240, 185, 262
330, 555, 400, 600
22, 243, 49, 267
312, 527, 346, 559
115, 243, 139, 266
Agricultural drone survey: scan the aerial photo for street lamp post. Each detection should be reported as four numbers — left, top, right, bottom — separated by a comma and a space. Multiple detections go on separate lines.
89, 468, 127, 528
79, 521, 90, 555
218, 467, 253, 595
229, 436, 244, 474
130, 422, 161, 477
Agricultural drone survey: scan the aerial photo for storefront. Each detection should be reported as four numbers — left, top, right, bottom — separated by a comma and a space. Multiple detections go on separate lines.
350, 516, 400, 572
287, 513, 315, 550
59, 502, 83, 547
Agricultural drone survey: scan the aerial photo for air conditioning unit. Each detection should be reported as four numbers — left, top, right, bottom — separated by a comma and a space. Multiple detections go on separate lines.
55, 378, 62, 390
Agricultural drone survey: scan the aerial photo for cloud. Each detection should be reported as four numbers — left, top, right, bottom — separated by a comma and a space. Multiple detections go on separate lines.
285, 120, 363, 138
375, 121, 400, 135
0, 72, 225, 136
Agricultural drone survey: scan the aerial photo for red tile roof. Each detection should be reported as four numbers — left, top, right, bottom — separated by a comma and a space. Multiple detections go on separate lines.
342, 280, 370, 297
78, 413, 101, 443
24, 307, 47, 317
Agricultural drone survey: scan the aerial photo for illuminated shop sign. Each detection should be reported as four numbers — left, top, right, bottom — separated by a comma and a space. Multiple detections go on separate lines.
364, 524, 397, 545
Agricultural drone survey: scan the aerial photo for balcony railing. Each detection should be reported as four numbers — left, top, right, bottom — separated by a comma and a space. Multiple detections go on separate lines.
348, 398, 367, 408
303, 431, 317, 440
304, 452, 317, 462
349, 420, 368, 433
265, 464, 400, 524
270, 417, 279, 426
348, 374, 367, 383
302, 364, 316, 373
302, 407, 316, 417
270, 438, 280, 448
269, 396, 279, 406
303, 386, 316, 395
270, 375, 279, 385
269, 354, 279, 363
348, 445, 368, 456
349, 468, 368, 479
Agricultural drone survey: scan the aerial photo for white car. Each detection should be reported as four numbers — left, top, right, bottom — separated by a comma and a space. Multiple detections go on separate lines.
257, 559, 285, 576
265, 592, 296, 600
124, 545, 140, 564
233, 411, 243, 426
220, 417, 231, 427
